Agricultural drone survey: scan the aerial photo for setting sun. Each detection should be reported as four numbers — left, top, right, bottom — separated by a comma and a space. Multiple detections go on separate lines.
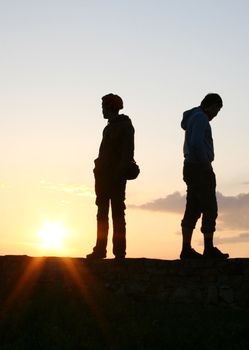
37, 221, 68, 250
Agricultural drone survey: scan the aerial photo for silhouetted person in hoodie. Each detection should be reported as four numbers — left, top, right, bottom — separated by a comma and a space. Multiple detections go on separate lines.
87, 94, 135, 260
180, 93, 229, 260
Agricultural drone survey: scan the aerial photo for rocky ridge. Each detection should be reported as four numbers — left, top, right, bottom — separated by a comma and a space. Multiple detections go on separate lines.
86, 257, 249, 307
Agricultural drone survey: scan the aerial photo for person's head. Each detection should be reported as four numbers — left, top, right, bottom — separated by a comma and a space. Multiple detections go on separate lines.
101, 93, 123, 119
200, 93, 223, 120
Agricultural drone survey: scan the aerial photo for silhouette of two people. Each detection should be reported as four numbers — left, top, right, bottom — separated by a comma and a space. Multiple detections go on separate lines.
87, 92, 229, 261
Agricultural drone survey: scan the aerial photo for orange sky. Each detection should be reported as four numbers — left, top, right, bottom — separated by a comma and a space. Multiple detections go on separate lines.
1, 1, 249, 258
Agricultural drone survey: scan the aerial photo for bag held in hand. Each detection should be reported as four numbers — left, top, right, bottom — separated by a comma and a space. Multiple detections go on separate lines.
125, 160, 140, 180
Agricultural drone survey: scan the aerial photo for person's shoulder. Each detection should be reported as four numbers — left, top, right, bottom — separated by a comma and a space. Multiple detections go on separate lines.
192, 108, 209, 124
119, 114, 132, 122
119, 114, 134, 127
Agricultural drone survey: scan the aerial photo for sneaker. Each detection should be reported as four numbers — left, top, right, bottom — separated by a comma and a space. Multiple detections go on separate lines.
203, 247, 229, 259
86, 251, 106, 260
180, 248, 203, 260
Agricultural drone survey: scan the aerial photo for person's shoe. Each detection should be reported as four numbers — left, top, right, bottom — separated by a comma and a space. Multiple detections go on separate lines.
86, 251, 106, 260
203, 247, 229, 259
180, 247, 203, 260
114, 255, 125, 262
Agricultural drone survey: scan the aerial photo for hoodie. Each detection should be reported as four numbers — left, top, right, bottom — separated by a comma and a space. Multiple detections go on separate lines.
181, 107, 214, 165
94, 114, 134, 174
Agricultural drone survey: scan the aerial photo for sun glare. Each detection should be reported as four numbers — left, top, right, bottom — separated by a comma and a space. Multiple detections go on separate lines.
37, 221, 68, 250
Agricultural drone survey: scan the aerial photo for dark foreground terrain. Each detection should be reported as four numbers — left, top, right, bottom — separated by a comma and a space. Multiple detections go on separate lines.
0, 256, 249, 350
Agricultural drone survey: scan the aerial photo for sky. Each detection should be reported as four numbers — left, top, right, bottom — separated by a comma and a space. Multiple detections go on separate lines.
1, 0, 249, 259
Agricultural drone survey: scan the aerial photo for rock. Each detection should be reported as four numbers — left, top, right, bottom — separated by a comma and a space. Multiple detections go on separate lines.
207, 286, 218, 304
1, 256, 249, 308
218, 286, 234, 304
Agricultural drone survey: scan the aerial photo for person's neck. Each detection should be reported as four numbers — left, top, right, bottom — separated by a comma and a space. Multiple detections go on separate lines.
201, 107, 212, 121
108, 112, 119, 121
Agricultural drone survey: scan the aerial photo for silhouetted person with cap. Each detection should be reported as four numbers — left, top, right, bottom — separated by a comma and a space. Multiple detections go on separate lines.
87, 94, 135, 260
180, 93, 229, 260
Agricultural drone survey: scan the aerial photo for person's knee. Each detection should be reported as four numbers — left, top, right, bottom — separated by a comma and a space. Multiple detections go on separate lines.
201, 211, 217, 234
96, 202, 109, 221
181, 221, 196, 231
181, 210, 201, 230
111, 199, 126, 216
97, 212, 108, 221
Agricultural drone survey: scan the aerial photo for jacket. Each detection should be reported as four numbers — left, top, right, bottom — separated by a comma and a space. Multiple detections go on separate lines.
94, 114, 134, 175
181, 106, 214, 165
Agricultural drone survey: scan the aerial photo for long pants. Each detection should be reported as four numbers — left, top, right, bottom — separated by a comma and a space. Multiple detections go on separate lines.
93, 173, 127, 257
181, 163, 218, 235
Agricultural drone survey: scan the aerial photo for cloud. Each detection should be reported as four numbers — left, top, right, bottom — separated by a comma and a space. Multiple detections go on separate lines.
133, 191, 249, 231
216, 192, 249, 231
132, 191, 185, 213
40, 180, 94, 197
214, 232, 249, 244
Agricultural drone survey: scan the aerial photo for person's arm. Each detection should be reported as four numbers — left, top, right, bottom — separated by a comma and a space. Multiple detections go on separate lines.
189, 113, 211, 165
121, 124, 134, 163
115, 123, 135, 177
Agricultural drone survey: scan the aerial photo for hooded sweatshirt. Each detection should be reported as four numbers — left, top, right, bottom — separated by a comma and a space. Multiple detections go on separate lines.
95, 114, 134, 173
181, 107, 214, 165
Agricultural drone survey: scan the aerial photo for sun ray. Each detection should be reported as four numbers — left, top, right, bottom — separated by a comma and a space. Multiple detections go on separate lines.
0, 257, 45, 321
61, 258, 111, 342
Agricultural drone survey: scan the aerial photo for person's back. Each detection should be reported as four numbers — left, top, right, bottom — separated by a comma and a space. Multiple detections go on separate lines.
181, 106, 214, 165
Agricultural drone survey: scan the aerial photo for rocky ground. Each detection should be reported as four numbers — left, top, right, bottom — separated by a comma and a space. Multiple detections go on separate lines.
0, 256, 249, 349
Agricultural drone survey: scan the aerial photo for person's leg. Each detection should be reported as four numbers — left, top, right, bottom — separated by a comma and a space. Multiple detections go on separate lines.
87, 175, 109, 259
181, 186, 201, 249
204, 231, 214, 250
200, 169, 229, 259
180, 164, 202, 259
111, 179, 126, 259
180, 192, 202, 259
92, 199, 109, 256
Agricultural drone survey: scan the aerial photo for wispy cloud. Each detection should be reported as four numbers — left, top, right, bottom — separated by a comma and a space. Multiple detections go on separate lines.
214, 232, 249, 244
40, 180, 94, 197
217, 192, 249, 231
131, 191, 185, 213
133, 191, 249, 231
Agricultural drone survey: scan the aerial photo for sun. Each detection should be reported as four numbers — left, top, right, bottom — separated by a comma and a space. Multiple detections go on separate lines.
37, 221, 68, 250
